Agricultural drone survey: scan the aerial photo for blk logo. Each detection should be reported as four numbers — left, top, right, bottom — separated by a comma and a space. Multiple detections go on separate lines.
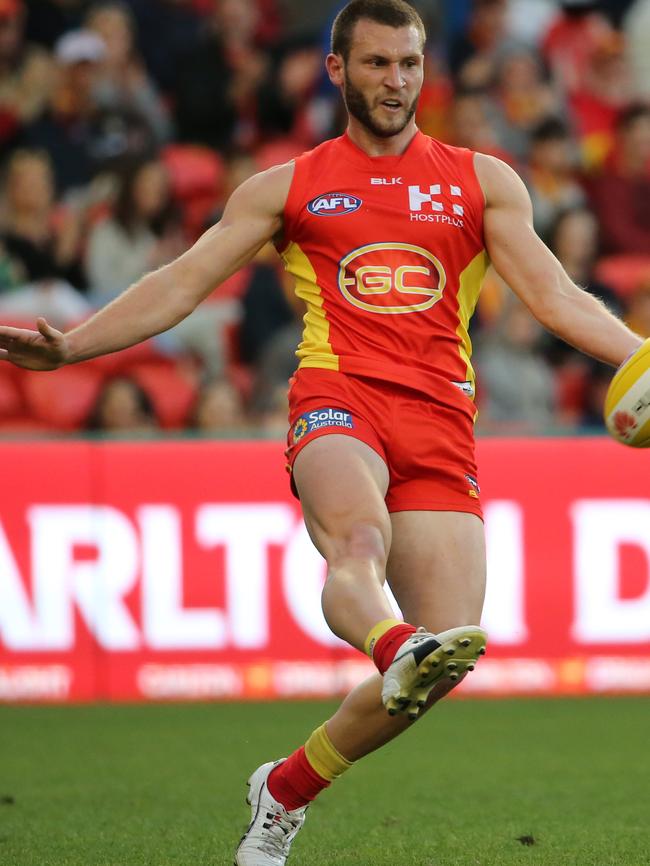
371, 177, 403, 185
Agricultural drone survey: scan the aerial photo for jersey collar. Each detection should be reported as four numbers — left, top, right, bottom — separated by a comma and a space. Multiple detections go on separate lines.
340, 128, 428, 170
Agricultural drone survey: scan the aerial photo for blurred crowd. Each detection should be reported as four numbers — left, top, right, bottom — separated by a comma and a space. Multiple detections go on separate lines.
0, 0, 649, 437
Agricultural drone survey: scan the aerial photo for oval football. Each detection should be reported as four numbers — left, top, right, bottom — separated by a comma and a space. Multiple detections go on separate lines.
604, 339, 650, 447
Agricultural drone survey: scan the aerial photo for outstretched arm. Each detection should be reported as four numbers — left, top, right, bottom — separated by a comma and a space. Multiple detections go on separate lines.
475, 153, 642, 367
0, 162, 293, 370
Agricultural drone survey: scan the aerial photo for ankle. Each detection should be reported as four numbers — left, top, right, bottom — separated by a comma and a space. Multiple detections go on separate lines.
372, 623, 417, 674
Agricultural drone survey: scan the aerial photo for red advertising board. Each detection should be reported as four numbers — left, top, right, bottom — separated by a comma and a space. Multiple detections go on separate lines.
1, 438, 649, 702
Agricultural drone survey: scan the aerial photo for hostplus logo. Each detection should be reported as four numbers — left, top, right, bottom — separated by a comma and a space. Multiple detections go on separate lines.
408, 184, 465, 227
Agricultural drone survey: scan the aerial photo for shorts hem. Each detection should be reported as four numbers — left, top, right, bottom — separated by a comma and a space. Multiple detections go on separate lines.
386, 499, 483, 519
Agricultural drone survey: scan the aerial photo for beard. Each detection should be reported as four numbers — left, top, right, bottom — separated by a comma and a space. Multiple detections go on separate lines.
343, 69, 419, 138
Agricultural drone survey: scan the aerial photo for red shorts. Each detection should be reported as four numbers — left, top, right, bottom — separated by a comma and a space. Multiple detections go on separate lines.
285, 368, 482, 518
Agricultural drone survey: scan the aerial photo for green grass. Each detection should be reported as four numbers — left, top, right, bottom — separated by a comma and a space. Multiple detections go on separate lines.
1, 697, 649, 865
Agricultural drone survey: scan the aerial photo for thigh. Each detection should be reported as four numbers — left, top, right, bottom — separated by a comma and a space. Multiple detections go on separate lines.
293, 434, 392, 562
386, 510, 486, 631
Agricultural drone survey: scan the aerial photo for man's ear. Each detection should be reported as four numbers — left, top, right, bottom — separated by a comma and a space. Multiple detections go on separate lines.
326, 52, 344, 87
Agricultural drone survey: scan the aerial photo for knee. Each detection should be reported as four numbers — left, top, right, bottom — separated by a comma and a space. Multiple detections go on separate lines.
329, 520, 389, 570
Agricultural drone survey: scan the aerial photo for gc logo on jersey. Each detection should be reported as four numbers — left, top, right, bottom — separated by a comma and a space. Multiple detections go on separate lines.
338, 242, 446, 315
307, 192, 362, 216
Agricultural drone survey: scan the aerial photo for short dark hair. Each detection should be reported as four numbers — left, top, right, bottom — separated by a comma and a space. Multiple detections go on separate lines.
331, 0, 426, 60
530, 117, 570, 144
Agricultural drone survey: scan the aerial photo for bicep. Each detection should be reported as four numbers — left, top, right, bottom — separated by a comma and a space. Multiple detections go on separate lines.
479, 156, 568, 314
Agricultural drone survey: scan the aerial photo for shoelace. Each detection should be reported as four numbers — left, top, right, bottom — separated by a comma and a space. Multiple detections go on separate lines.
258, 809, 303, 857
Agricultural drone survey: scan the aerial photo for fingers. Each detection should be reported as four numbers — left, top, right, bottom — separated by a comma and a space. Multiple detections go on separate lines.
36, 318, 60, 341
0, 326, 38, 344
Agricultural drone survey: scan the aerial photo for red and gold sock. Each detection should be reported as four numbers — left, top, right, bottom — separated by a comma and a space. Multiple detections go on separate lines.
267, 724, 353, 811
364, 618, 417, 675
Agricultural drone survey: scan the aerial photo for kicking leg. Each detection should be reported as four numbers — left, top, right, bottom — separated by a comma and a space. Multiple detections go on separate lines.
326, 509, 487, 756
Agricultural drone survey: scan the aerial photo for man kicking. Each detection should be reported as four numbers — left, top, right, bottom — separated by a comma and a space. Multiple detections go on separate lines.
0, 3, 641, 864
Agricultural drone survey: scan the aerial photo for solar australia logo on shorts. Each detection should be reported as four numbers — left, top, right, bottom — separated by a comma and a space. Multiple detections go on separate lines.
292, 407, 354, 443
338, 242, 446, 314
307, 192, 362, 216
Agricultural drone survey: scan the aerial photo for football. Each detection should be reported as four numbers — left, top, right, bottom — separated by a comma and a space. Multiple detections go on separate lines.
604, 338, 650, 447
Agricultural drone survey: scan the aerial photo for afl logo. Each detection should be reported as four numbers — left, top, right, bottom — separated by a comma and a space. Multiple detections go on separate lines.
307, 192, 362, 216
338, 242, 446, 314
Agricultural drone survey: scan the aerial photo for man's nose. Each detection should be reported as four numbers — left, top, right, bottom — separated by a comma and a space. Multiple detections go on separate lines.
384, 63, 405, 89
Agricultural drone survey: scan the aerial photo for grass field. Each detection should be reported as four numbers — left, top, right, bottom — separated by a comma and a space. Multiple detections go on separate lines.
1, 697, 649, 866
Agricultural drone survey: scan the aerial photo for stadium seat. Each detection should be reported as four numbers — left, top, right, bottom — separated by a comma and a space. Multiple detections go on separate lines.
162, 144, 225, 199
0, 416, 55, 433
19, 365, 104, 430
255, 138, 304, 171
594, 255, 650, 299
128, 362, 198, 429
162, 144, 225, 237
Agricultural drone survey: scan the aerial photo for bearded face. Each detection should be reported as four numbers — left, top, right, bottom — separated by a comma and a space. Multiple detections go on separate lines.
342, 66, 420, 139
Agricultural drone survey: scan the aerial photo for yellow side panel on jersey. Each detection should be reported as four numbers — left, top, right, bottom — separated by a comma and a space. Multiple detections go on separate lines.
281, 241, 339, 371
456, 249, 489, 390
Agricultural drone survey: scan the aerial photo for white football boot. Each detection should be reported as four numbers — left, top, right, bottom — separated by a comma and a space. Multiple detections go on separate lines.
234, 760, 308, 866
382, 625, 487, 721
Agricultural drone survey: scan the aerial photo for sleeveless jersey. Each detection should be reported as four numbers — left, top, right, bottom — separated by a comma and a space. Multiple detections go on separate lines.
278, 130, 488, 416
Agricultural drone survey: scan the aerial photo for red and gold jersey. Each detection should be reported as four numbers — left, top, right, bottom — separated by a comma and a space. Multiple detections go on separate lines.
278, 130, 488, 417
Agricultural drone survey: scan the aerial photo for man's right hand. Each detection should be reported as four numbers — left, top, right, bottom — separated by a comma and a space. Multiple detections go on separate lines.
0, 318, 69, 370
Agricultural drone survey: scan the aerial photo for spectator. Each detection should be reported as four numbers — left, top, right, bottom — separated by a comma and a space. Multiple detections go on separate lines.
543, 206, 622, 420
449, 0, 511, 90
24, 28, 157, 195
587, 102, 650, 255
84, 1, 173, 145
190, 376, 246, 432
257, 33, 330, 148
526, 118, 586, 240
489, 46, 563, 161
0, 147, 91, 328
0, 147, 87, 289
474, 297, 558, 434
542, 0, 614, 97
446, 88, 515, 164
23, 28, 106, 193
548, 206, 622, 315
173, 0, 270, 152
87, 375, 158, 432
569, 31, 633, 169
85, 156, 186, 306
0, 0, 54, 153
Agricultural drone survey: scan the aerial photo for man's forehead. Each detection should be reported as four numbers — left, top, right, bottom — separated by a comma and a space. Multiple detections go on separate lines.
348, 19, 424, 58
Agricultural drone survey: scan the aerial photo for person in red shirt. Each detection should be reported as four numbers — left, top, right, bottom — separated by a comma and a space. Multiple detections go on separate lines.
588, 102, 650, 254
0, 2, 643, 864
